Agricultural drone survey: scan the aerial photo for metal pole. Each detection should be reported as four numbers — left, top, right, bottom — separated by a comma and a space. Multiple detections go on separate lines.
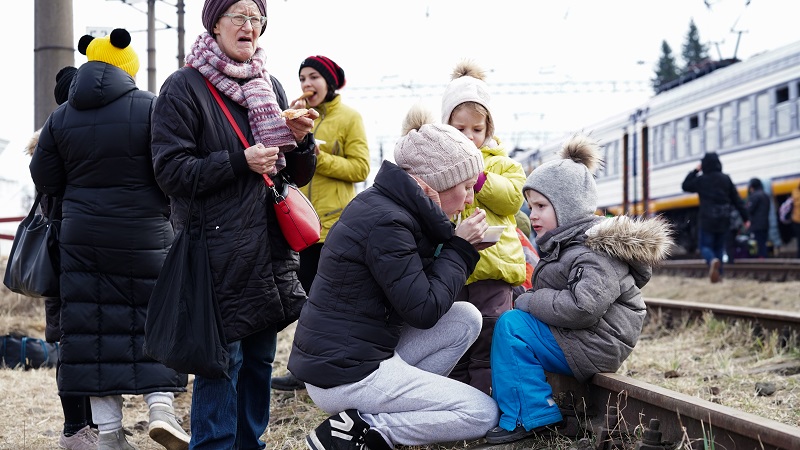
34, 0, 74, 129
147, 0, 156, 92
177, 0, 185, 68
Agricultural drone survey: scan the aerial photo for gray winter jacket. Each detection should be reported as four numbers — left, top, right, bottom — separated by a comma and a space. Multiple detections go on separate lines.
515, 215, 672, 382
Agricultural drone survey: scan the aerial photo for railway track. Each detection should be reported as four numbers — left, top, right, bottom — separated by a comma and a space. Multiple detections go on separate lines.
470, 299, 800, 449
655, 259, 800, 281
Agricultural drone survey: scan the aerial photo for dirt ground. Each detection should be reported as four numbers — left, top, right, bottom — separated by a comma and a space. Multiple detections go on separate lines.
0, 273, 798, 449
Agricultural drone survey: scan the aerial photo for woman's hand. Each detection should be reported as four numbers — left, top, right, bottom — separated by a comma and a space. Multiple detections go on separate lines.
286, 108, 319, 142
245, 144, 279, 174
411, 175, 441, 208
455, 208, 489, 246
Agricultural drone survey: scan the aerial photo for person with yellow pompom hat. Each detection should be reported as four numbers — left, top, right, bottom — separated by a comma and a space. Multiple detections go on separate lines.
30, 28, 190, 450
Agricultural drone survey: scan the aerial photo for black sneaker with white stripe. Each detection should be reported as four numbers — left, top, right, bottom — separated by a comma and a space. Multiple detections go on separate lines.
306, 409, 370, 450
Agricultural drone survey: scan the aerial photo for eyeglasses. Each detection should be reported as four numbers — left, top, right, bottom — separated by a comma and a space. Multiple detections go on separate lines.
221, 13, 267, 29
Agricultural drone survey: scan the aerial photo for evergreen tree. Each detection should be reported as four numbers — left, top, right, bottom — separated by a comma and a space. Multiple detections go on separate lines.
652, 40, 680, 92
682, 19, 709, 73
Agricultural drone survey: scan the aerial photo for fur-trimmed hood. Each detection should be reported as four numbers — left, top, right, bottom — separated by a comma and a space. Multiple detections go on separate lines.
26, 129, 41, 156
585, 215, 673, 267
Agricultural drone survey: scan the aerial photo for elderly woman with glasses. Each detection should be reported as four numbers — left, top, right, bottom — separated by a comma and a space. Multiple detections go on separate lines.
150, 1, 318, 448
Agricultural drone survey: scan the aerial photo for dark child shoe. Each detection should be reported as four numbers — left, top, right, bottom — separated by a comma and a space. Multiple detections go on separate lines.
272, 372, 306, 391
485, 422, 562, 445
306, 409, 370, 450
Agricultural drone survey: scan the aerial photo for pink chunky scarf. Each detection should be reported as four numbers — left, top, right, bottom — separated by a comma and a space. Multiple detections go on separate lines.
186, 32, 296, 174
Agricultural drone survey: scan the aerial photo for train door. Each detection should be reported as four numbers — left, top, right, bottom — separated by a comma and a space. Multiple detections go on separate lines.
623, 117, 650, 218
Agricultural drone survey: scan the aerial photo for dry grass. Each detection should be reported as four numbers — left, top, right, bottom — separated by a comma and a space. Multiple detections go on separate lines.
1, 268, 799, 449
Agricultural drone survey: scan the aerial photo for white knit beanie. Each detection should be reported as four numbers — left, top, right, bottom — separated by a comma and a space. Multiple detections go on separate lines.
523, 134, 602, 227
394, 104, 484, 192
441, 60, 494, 142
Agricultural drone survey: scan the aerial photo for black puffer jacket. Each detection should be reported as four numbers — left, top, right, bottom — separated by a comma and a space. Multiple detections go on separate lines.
746, 181, 771, 233
151, 67, 307, 342
30, 62, 186, 396
288, 161, 480, 388
682, 152, 748, 233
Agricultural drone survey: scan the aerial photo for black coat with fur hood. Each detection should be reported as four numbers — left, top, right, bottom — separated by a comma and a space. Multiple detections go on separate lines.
515, 215, 673, 382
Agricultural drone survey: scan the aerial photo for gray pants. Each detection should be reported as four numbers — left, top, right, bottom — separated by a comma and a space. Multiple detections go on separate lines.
91, 392, 174, 433
306, 302, 499, 446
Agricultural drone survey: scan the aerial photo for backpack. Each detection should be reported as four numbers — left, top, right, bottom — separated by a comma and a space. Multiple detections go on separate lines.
1, 334, 59, 370
779, 197, 793, 224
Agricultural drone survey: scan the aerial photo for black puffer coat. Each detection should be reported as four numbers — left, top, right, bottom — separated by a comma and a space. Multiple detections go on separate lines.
288, 161, 480, 388
682, 152, 748, 233
150, 67, 307, 342
30, 62, 186, 396
746, 180, 771, 233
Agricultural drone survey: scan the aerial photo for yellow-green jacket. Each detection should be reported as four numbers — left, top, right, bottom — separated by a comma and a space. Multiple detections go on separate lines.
300, 95, 370, 242
457, 138, 527, 285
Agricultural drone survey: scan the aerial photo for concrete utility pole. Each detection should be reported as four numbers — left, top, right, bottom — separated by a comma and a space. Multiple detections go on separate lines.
177, 0, 185, 69
147, 0, 156, 92
34, 0, 74, 129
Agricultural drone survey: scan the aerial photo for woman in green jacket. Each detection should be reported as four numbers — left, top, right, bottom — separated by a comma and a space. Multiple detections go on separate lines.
272, 55, 370, 391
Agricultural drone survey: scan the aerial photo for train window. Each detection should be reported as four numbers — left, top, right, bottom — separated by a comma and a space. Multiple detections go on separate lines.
705, 109, 719, 152
776, 86, 791, 135
676, 118, 688, 159
738, 99, 752, 144
650, 127, 661, 165
689, 115, 701, 154
720, 104, 734, 148
756, 92, 771, 139
665, 122, 676, 161
610, 140, 619, 175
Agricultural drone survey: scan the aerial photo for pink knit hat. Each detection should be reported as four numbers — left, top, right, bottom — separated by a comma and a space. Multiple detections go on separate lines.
394, 104, 483, 192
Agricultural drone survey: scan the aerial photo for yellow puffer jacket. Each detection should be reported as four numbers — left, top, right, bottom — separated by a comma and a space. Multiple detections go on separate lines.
457, 138, 527, 285
300, 95, 370, 242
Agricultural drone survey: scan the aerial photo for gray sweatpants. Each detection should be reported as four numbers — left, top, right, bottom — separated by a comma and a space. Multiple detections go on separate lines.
306, 302, 500, 446
91, 392, 174, 433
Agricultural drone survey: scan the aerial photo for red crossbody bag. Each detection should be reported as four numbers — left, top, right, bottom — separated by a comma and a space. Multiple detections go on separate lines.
205, 78, 321, 252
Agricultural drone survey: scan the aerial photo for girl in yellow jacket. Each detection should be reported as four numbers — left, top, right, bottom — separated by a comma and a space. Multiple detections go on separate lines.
442, 60, 527, 395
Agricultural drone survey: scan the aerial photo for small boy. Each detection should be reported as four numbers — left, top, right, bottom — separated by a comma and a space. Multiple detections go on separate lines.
486, 134, 674, 444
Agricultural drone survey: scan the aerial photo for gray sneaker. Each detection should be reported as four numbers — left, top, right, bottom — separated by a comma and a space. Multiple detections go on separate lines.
149, 405, 190, 450
97, 429, 137, 450
58, 425, 98, 450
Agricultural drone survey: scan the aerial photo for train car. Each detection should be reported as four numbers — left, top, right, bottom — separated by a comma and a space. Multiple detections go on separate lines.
516, 40, 800, 255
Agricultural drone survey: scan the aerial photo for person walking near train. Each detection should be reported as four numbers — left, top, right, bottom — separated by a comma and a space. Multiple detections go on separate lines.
745, 177, 771, 258
682, 152, 749, 283
441, 59, 527, 395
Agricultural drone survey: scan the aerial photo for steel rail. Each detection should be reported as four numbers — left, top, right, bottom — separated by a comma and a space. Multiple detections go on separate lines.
655, 259, 800, 281
645, 297, 800, 335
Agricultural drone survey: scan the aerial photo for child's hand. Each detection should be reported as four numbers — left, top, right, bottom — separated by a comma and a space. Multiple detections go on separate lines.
455, 208, 488, 246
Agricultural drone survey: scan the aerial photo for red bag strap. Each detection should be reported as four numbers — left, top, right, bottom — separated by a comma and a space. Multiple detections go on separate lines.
204, 78, 276, 188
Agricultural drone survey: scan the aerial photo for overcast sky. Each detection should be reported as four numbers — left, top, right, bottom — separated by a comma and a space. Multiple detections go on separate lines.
0, 0, 797, 229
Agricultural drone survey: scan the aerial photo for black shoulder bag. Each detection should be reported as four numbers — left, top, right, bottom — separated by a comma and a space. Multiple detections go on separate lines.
3, 192, 60, 298
144, 164, 230, 379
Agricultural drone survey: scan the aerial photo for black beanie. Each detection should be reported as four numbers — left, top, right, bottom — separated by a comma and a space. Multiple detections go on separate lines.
299, 55, 346, 90
54, 66, 77, 105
